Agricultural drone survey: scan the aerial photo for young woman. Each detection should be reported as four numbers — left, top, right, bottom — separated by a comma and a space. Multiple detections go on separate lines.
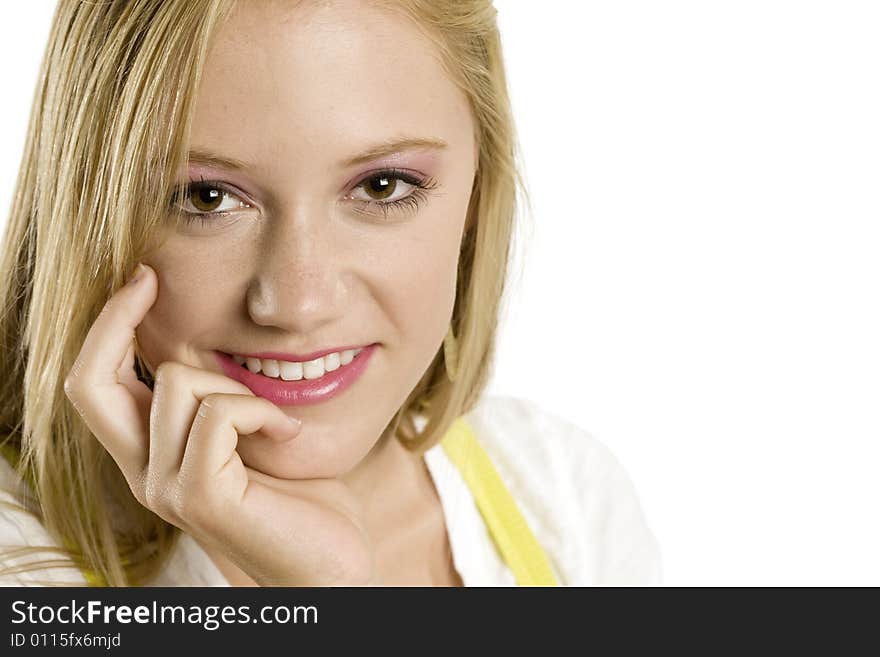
0, 0, 661, 586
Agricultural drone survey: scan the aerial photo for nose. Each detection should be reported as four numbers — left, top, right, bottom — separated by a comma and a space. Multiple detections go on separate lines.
245, 210, 348, 334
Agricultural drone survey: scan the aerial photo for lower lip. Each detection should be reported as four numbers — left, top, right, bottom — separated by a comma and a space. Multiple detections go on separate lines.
214, 345, 378, 406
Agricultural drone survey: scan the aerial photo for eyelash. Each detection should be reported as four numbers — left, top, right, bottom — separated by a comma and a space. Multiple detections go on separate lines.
349, 169, 439, 220
169, 170, 439, 227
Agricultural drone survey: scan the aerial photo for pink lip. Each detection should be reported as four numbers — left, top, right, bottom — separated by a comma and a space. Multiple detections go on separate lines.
233, 346, 366, 363
214, 345, 377, 406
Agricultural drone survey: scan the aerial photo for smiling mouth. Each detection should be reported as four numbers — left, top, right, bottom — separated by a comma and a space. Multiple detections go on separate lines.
226, 348, 365, 382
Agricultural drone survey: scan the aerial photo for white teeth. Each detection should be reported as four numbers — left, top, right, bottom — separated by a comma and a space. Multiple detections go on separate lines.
233, 347, 367, 380
324, 351, 341, 372
261, 359, 280, 378
302, 357, 325, 380
279, 360, 303, 381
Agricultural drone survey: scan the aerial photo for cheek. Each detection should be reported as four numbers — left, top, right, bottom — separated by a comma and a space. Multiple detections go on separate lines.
137, 238, 254, 364
381, 214, 464, 350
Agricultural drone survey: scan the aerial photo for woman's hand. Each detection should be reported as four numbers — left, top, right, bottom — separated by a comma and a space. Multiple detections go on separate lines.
63, 264, 379, 586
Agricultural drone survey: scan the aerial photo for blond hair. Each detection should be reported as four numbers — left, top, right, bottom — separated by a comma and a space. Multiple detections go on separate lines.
0, 0, 526, 586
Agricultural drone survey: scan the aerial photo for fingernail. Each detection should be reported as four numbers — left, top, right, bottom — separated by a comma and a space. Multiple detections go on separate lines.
287, 416, 302, 429
127, 263, 146, 286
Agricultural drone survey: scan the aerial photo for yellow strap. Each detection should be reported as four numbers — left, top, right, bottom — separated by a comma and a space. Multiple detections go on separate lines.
440, 417, 559, 586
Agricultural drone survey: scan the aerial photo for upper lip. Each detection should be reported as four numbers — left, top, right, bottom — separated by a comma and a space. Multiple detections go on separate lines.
222, 344, 372, 363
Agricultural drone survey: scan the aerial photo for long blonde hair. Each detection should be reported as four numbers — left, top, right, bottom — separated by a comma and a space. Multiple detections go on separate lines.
0, 0, 526, 586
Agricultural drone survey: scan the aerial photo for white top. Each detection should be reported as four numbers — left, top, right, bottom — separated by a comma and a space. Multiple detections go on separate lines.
0, 395, 662, 586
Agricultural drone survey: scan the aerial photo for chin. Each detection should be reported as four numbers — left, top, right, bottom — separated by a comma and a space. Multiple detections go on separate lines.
234, 424, 374, 480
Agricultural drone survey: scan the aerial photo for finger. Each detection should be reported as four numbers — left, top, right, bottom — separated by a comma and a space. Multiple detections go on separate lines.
180, 392, 301, 485
73, 264, 156, 386
64, 264, 158, 484
148, 362, 260, 484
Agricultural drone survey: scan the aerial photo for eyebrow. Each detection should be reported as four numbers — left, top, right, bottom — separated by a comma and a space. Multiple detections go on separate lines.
339, 137, 448, 167
186, 137, 448, 172
186, 149, 252, 171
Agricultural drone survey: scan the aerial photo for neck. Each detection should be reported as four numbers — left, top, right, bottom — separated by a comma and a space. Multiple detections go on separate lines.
340, 414, 414, 503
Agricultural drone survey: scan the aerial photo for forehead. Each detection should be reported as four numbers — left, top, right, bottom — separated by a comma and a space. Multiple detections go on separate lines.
190, 0, 475, 175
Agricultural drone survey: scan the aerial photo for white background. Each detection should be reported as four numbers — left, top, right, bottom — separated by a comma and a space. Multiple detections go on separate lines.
2, 2, 878, 586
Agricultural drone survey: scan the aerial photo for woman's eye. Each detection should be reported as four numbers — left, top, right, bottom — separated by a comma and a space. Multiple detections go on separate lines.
350, 174, 415, 203
346, 170, 439, 219
175, 182, 250, 215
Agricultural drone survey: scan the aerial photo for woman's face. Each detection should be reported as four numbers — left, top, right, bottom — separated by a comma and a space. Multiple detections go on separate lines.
136, 0, 476, 479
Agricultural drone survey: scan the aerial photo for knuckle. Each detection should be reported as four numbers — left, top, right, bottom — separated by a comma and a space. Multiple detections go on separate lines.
130, 483, 149, 509
153, 361, 184, 389
143, 478, 170, 514
63, 363, 85, 398
166, 485, 188, 519
63, 377, 88, 417
62, 375, 77, 399
198, 393, 229, 419
129, 469, 149, 507
142, 481, 159, 509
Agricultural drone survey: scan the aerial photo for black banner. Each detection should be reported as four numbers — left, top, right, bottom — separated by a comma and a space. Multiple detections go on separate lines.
0, 586, 587, 650
3, 586, 871, 652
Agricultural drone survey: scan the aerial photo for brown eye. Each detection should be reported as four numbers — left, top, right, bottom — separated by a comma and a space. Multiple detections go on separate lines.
362, 176, 397, 200
345, 169, 437, 218
173, 181, 250, 216
189, 186, 223, 212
